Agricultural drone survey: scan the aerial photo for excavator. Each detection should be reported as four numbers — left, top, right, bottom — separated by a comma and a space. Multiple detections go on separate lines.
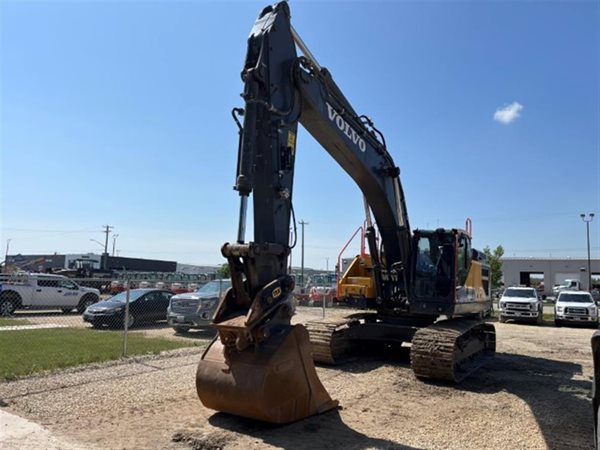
196, 1, 495, 424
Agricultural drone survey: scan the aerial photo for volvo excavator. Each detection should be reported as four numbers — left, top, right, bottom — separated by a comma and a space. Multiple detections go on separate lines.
196, 1, 496, 424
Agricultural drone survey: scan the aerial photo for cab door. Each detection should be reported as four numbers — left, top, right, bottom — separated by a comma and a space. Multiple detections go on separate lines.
158, 291, 173, 321
57, 278, 81, 308
455, 234, 473, 304
33, 277, 62, 307
137, 291, 160, 321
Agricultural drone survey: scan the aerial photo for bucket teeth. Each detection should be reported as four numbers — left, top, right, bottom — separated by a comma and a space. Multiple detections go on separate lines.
196, 324, 338, 424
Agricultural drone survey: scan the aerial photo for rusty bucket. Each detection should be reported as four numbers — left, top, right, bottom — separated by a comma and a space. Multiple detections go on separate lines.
196, 324, 338, 424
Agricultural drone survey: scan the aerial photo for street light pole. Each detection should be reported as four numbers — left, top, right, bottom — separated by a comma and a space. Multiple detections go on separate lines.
581, 213, 595, 291
4, 239, 12, 273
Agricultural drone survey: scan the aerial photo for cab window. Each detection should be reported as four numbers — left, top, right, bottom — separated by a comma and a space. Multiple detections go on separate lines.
457, 235, 471, 286
38, 278, 59, 288
58, 279, 78, 290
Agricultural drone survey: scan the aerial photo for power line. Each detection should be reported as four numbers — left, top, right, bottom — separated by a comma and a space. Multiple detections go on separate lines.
1, 227, 101, 233
504, 246, 600, 253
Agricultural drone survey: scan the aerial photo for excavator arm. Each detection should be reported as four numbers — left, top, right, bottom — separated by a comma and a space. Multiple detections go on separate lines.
224, 2, 412, 326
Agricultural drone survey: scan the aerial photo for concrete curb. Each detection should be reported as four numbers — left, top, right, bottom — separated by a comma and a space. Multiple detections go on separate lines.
0, 409, 89, 450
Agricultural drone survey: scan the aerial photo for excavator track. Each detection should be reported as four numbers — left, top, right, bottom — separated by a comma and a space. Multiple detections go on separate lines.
410, 319, 496, 382
305, 318, 358, 364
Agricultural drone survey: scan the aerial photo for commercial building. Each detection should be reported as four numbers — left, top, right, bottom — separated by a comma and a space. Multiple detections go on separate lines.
6, 253, 177, 273
502, 257, 600, 294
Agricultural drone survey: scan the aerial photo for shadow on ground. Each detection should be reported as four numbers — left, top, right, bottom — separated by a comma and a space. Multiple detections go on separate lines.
319, 349, 595, 449
455, 352, 594, 450
198, 350, 593, 449
194, 409, 420, 450
173, 328, 217, 340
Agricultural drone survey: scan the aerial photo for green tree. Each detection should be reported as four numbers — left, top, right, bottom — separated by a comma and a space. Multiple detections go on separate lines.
483, 245, 504, 289
217, 263, 230, 279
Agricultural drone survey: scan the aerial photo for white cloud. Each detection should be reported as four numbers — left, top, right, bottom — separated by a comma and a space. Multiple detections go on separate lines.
493, 102, 524, 124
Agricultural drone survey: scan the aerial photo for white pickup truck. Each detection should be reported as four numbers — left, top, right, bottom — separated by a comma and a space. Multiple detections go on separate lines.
498, 286, 544, 325
554, 290, 598, 327
0, 273, 100, 316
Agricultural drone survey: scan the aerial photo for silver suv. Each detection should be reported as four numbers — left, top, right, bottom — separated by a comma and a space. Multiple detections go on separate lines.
167, 279, 231, 333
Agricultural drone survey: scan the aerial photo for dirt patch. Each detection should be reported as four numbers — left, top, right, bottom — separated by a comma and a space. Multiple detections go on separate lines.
0, 308, 596, 449
172, 430, 231, 450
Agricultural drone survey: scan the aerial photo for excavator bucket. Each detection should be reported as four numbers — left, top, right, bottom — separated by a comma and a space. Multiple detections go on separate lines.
196, 324, 338, 424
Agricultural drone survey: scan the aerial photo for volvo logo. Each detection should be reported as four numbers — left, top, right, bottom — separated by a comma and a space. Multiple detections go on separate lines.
326, 103, 367, 152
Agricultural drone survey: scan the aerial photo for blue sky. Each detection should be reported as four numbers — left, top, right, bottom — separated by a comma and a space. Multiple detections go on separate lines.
1, 0, 599, 269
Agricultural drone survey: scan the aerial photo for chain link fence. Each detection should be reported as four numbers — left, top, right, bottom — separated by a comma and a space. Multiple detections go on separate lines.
0, 273, 228, 380
0, 271, 339, 380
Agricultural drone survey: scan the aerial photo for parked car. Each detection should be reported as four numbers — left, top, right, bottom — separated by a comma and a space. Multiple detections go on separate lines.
167, 279, 231, 333
554, 290, 598, 327
169, 282, 189, 294
109, 280, 126, 295
498, 287, 543, 325
0, 272, 100, 315
309, 285, 336, 306
83, 289, 174, 328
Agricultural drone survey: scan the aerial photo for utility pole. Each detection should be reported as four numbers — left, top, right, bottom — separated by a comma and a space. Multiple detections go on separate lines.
112, 234, 119, 256
326, 256, 329, 272
102, 225, 113, 270
4, 239, 12, 273
299, 220, 308, 286
581, 213, 595, 291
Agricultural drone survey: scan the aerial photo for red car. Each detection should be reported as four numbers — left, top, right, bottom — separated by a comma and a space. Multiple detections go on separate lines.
309, 286, 336, 306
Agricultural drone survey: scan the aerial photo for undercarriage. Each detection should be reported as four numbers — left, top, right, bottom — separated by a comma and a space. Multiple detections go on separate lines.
306, 315, 496, 382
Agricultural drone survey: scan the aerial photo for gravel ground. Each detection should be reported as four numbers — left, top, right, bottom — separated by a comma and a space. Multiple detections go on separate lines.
0, 307, 596, 449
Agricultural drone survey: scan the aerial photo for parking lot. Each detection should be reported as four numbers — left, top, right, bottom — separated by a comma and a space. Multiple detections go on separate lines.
4, 301, 586, 331
0, 306, 597, 450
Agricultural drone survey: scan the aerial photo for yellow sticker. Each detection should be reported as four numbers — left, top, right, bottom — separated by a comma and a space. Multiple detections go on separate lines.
272, 287, 282, 299
287, 131, 296, 155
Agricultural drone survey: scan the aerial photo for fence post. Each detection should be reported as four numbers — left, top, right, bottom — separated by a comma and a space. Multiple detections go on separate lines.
123, 278, 130, 357
322, 290, 326, 318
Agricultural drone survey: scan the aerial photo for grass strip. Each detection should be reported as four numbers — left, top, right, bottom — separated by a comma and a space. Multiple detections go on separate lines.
0, 327, 199, 380
0, 318, 32, 327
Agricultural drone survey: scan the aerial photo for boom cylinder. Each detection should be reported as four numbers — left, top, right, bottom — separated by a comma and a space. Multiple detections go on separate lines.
237, 196, 248, 244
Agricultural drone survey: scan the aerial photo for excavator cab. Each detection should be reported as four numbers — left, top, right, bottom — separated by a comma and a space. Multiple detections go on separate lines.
413, 230, 457, 300
412, 227, 491, 318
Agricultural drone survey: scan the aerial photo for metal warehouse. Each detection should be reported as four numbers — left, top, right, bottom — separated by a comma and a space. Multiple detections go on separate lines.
502, 257, 600, 294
